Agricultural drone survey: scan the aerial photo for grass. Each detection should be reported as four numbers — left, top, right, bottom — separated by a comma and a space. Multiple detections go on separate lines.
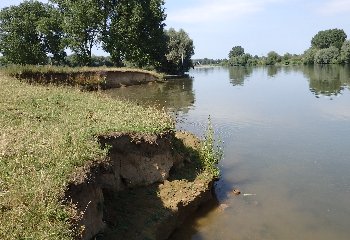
0, 72, 173, 240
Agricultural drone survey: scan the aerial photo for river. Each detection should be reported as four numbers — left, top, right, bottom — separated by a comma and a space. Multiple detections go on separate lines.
104, 65, 350, 240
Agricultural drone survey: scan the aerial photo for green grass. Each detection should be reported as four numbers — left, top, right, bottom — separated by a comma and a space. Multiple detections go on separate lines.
0, 72, 173, 240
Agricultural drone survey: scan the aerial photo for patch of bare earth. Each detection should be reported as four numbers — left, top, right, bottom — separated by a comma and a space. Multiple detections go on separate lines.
66, 131, 215, 240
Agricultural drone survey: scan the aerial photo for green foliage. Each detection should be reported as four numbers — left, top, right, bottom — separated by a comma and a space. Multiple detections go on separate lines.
229, 53, 253, 66
266, 51, 282, 65
303, 47, 318, 64
282, 53, 292, 65
311, 28, 347, 50
340, 40, 350, 63
163, 28, 195, 74
193, 58, 225, 66
0, 0, 189, 72
229, 46, 245, 58
103, 0, 167, 68
0, 73, 173, 239
314, 46, 340, 64
51, 0, 105, 66
199, 117, 222, 179
66, 54, 114, 67
0, 1, 66, 65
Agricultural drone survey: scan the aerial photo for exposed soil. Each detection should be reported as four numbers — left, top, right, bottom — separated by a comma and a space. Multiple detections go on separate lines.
13, 70, 162, 90
64, 131, 215, 240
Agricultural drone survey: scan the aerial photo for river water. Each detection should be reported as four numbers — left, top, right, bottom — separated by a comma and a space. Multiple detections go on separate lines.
105, 65, 350, 240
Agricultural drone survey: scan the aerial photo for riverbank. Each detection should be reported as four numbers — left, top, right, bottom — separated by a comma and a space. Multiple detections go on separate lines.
0, 72, 220, 239
2, 65, 165, 90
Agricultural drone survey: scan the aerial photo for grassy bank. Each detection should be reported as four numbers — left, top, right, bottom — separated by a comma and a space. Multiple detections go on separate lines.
2, 65, 164, 89
0, 72, 173, 239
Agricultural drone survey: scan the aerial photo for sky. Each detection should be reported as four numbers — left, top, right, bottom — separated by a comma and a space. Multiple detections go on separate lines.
1, 0, 350, 59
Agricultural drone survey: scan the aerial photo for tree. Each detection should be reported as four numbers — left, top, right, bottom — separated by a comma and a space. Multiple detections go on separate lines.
229, 53, 252, 66
37, 5, 66, 65
311, 28, 347, 50
266, 51, 281, 65
163, 28, 195, 74
229, 46, 244, 58
51, 0, 105, 66
314, 46, 340, 64
103, 0, 167, 68
340, 40, 350, 63
0, 1, 66, 65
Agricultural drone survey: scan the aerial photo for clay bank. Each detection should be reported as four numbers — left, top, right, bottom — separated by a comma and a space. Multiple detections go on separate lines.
4, 66, 166, 90
68, 131, 216, 240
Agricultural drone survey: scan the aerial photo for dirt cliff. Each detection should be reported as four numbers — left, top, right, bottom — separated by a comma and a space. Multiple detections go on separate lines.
64, 132, 215, 240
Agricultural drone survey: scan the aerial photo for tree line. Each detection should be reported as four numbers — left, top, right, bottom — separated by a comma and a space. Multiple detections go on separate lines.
0, 0, 194, 74
225, 28, 350, 66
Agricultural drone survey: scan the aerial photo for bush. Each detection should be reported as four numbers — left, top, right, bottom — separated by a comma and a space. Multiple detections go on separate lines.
303, 48, 318, 64
341, 40, 350, 64
314, 46, 340, 64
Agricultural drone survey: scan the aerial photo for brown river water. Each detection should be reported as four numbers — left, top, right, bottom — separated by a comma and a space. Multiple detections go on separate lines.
105, 65, 350, 240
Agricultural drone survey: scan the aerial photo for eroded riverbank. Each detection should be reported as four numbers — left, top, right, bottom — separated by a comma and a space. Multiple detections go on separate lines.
69, 131, 215, 240
0, 71, 220, 240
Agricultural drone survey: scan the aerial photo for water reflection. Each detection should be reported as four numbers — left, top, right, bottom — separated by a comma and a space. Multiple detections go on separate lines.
193, 66, 220, 76
228, 66, 284, 86
103, 65, 350, 239
301, 65, 350, 98
266, 65, 282, 77
227, 65, 350, 99
228, 66, 253, 86
104, 77, 195, 113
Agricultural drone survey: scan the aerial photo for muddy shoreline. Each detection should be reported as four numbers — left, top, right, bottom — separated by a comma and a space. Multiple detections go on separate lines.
65, 131, 216, 240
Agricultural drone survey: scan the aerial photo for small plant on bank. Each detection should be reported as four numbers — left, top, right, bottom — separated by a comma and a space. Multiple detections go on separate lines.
199, 116, 223, 179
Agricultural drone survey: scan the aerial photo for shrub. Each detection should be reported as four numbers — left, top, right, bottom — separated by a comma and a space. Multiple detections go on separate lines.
314, 46, 340, 64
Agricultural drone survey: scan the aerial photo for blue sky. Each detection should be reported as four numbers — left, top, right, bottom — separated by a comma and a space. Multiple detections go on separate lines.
1, 0, 350, 59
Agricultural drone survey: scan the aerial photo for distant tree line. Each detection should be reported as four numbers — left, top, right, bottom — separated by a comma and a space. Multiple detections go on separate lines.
193, 58, 226, 66
0, 0, 194, 74
224, 28, 350, 66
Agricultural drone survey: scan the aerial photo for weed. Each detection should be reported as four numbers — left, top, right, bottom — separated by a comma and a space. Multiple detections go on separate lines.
199, 116, 223, 179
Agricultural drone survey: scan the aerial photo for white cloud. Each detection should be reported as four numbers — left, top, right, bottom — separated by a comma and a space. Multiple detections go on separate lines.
317, 0, 350, 15
167, 0, 282, 24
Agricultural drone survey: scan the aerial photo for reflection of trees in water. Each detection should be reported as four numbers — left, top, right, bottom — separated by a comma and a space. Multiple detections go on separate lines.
266, 66, 283, 77
228, 66, 253, 86
105, 78, 195, 113
193, 66, 218, 76
301, 65, 350, 98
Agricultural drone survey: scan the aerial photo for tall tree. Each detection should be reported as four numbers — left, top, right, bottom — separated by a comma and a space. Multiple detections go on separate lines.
37, 5, 66, 65
51, 0, 105, 66
103, 0, 167, 68
266, 51, 282, 65
0, 1, 65, 65
163, 28, 194, 74
311, 28, 347, 50
229, 46, 245, 58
